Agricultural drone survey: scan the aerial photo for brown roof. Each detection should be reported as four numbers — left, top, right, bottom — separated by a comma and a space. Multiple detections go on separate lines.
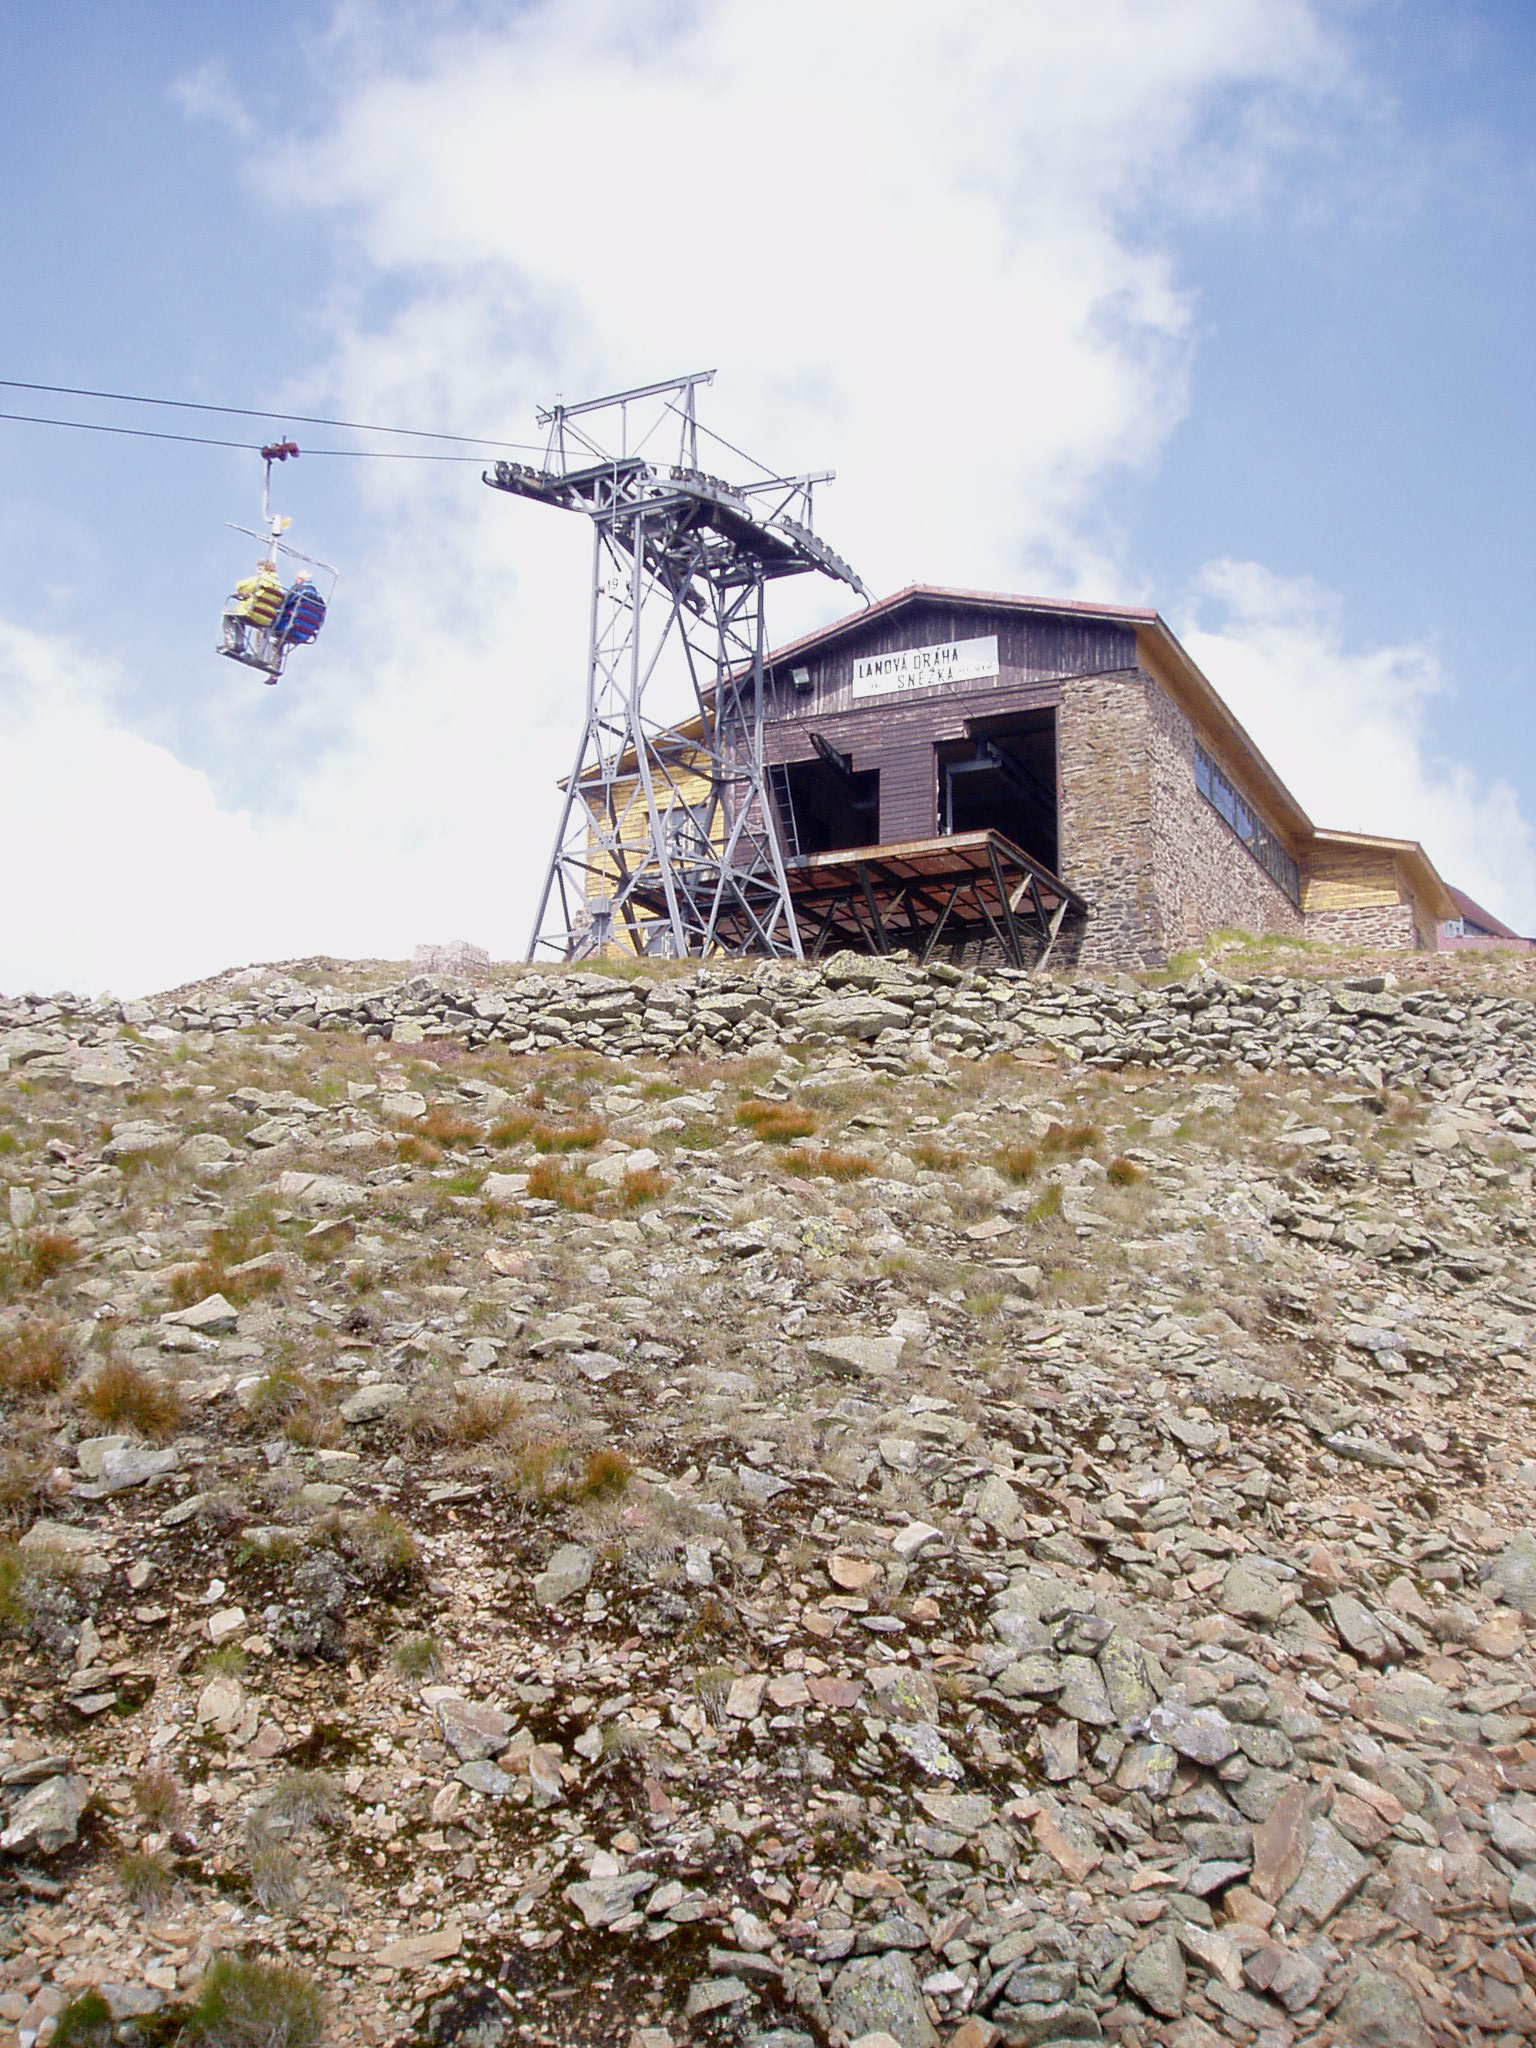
1448, 885, 1528, 940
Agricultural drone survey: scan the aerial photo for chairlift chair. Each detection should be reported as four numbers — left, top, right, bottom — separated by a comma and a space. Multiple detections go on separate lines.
218, 441, 338, 683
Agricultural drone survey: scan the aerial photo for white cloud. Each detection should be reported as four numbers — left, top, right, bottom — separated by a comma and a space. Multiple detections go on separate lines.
1180, 561, 1536, 930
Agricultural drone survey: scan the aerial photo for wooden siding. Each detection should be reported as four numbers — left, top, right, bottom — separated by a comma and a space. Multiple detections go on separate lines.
1301, 845, 1399, 913
761, 601, 1135, 841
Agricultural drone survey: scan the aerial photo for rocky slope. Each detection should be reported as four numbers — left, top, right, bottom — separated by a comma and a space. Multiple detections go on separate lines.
1, 953, 1534, 2048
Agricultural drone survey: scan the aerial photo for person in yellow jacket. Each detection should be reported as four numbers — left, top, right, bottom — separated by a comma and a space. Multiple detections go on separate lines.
235, 560, 284, 627
220, 559, 285, 662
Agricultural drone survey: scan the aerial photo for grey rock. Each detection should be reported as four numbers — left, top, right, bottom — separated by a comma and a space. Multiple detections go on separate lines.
1278, 1818, 1370, 1928
160, 1290, 238, 1332
807, 1333, 904, 1376
436, 1696, 515, 1761
1099, 1634, 1158, 1726
566, 1871, 655, 1927
1058, 1654, 1115, 1726
88, 1443, 180, 1494
1221, 1558, 1284, 1626
535, 1543, 594, 1606
1484, 1530, 1536, 1613
976, 1471, 1023, 1535
827, 1951, 937, 2047
1333, 1967, 1431, 2048
1, 1773, 88, 1854
339, 1382, 408, 1424
1327, 1591, 1390, 1665
1124, 1931, 1186, 2019
1147, 1700, 1237, 1764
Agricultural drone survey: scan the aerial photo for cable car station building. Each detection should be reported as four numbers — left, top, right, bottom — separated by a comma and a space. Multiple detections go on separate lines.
708, 583, 1457, 971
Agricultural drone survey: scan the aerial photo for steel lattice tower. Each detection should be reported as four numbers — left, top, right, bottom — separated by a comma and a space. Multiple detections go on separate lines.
485, 372, 865, 962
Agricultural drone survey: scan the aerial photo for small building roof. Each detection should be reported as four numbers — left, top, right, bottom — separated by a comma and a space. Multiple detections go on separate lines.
1307, 828, 1459, 923
1447, 884, 1530, 941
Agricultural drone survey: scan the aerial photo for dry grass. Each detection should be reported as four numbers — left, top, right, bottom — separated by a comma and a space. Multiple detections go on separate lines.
579, 1446, 633, 1499
912, 1138, 967, 1172
1106, 1155, 1143, 1185
76, 1357, 185, 1437
531, 1117, 607, 1154
117, 1848, 175, 1908
489, 1109, 538, 1148
392, 1377, 522, 1448
0, 1319, 74, 1398
1040, 1120, 1100, 1157
0, 1231, 82, 1301
420, 1105, 483, 1149
526, 1158, 597, 1211
736, 1100, 817, 1142
245, 1364, 341, 1447
785, 1147, 876, 1181
133, 1765, 183, 1827
995, 1142, 1038, 1183
617, 1166, 667, 1207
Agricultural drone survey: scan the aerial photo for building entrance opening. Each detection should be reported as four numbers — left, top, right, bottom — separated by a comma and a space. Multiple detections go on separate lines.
937, 710, 1056, 872
774, 751, 879, 859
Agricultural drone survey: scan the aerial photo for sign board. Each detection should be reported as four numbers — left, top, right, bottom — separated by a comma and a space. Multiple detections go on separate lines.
850, 634, 999, 701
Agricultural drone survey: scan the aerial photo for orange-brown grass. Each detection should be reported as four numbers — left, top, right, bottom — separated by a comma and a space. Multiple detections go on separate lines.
526, 1158, 597, 1211
395, 1133, 445, 1167
618, 1167, 667, 1208
531, 1118, 606, 1154
577, 1447, 632, 1499
786, 1147, 876, 1181
489, 1111, 537, 1148
1040, 1120, 1100, 1157
0, 1231, 82, 1301
420, 1105, 482, 1149
994, 1143, 1038, 1183
735, 1100, 817, 1142
0, 1320, 74, 1398
76, 1358, 185, 1438
912, 1139, 967, 1172
1106, 1156, 1143, 1185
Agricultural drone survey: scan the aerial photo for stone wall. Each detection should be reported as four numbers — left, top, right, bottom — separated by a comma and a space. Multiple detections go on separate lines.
12, 956, 1533, 1108
1306, 903, 1418, 952
1145, 677, 1306, 957
1056, 670, 1158, 970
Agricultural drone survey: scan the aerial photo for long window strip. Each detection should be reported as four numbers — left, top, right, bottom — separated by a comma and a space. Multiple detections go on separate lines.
1194, 744, 1301, 907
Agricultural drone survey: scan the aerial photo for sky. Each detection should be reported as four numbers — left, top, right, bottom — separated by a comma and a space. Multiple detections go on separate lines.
0, 0, 1533, 996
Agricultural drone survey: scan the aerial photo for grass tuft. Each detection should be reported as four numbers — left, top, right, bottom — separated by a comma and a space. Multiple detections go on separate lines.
51, 1991, 114, 2048
391, 1631, 443, 1681
0, 1231, 82, 1301
526, 1158, 596, 1211
531, 1117, 606, 1154
76, 1356, 185, 1437
994, 1143, 1038, 1183
786, 1147, 876, 1181
617, 1166, 667, 1208
181, 1954, 323, 2048
133, 1764, 182, 1827
578, 1447, 632, 1500
1106, 1155, 1143, 1185
118, 1847, 175, 1907
735, 1100, 817, 1142
0, 1319, 74, 1398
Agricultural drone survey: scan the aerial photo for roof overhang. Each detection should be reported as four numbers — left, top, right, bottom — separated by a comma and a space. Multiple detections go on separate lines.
1308, 828, 1459, 922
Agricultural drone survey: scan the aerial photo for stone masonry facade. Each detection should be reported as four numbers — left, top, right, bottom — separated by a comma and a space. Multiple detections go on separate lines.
1306, 902, 1419, 951
1056, 669, 1158, 970
1146, 675, 1305, 959
1059, 666, 1304, 971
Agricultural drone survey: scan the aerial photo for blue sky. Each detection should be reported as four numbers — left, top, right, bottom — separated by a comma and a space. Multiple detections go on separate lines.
1, 1, 1533, 993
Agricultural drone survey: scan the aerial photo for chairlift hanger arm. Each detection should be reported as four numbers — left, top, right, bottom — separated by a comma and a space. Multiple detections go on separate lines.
536, 370, 715, 428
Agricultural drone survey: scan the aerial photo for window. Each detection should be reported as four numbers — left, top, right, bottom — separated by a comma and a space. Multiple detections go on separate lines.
1193, 744, 1300, 906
